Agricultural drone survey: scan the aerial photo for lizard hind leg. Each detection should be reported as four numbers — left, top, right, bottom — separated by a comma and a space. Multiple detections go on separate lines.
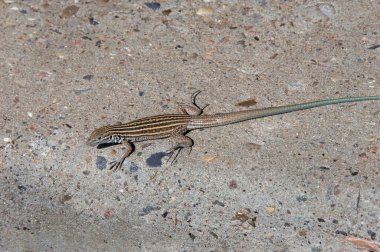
176, 90, 209, 115
165, 131, 194, 165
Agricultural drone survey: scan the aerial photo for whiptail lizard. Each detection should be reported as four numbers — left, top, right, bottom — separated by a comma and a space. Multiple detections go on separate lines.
87, 91, 380, 171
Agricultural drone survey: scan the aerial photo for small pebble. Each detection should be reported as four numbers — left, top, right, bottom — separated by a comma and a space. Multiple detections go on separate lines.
229, 179, 238, 189
201, 154, 217, 163
266, 206, 275, 214
27, 112, 33, 118
196, 7, 214, 16
96, 156, 107, 170
236, 98, 257, 107
62, 5, 80, 18
368, 146, 378, 154
4, 137, 12, 143
234, 208, 250, 222
368, 211, 377, 218
319, 4, 335, 17
287, 82, 305, 91
162, 9, 171, 16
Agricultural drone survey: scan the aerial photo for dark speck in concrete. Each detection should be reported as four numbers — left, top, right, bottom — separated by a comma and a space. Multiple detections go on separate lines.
296, 195, 308, 202
129, 162, 140, 173
367, 230, 376, 240
212, 200, 225, 207
60, 194, 72, 203
96, 156, 107, 170
144, 2, 161, 10
335, 230, 348, 236
162, 211, 168, 218
89, 17, 99, 25
83, 170, 90, 175
50, 28, 62, 34
209, 231, 218, 239
189, 232, 196, 241
368, 44, 380, 50
83, 74, 94, 81
319, 166, 330, 170
17, 185, 27, 193
350, 171, 358, 176
146, 152, 166, 167
139, 91, 145, 96
82, 36, 92, 41
139, 205, 161, 216
74, 88, 92, 95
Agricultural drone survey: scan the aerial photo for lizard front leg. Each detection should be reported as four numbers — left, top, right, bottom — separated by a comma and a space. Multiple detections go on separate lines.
109, 141, 134, 171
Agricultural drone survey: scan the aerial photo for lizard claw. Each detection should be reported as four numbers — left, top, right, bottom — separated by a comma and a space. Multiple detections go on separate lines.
109, 160, 123, 171
165, 147, 182, 165
165, 146, 193, 165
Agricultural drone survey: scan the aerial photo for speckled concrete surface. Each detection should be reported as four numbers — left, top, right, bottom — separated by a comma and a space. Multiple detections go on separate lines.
1, 1, 379, 251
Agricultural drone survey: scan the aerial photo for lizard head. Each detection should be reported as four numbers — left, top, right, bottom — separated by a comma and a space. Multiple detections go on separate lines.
86, 126, 114, 146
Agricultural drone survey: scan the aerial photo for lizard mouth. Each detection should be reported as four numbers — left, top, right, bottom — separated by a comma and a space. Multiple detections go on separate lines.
86, 138, 120, 148
86, 140, 98, 147
86, 138, 100, 147
96, 142, 118, 149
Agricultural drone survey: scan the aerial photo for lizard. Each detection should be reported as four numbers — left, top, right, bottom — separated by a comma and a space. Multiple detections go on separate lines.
86, 91, 380, 171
